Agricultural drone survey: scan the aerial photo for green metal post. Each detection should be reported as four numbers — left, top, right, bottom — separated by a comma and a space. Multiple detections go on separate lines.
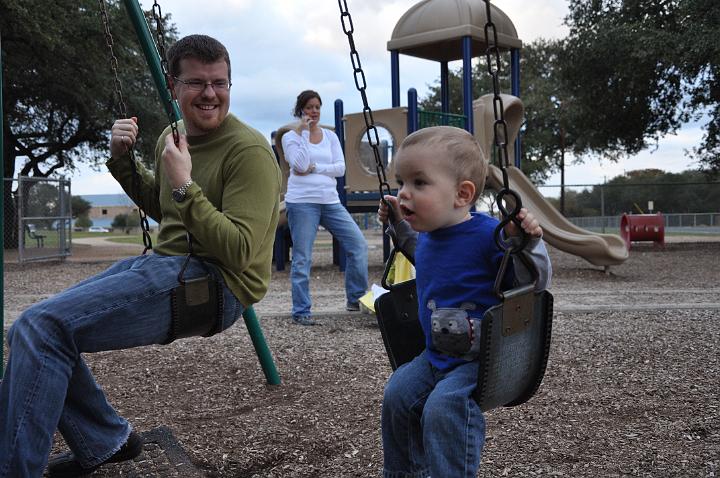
242, 307, 281, 385
121, 0, 280, 385
1, 32, 5, 377
121, 0, 181, 122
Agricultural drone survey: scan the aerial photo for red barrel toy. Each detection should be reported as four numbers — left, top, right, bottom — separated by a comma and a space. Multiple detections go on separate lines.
620, 213, 665, 250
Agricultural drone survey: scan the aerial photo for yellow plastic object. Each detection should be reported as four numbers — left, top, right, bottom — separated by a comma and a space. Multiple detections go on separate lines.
360, 252, 415, 313
387, 252, 415, 284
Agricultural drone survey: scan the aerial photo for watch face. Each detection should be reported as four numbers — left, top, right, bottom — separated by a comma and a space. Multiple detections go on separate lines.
172, 189, 185, 202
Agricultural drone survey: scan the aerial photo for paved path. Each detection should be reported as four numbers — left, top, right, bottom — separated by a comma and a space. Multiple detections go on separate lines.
71, 235, 139, 247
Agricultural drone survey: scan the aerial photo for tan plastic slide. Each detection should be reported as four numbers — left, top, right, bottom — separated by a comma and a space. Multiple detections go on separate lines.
486, 164, 629, 267
473, 93, 628, 268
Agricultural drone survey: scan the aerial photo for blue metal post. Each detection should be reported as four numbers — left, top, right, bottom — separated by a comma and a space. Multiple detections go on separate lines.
407, 88, 418, 133
334, 99, 346, 270
0, 33, 4, 377
511, 48, 522, 168
441, 61, 450, 121
391, 51, 400, 107
462, 36, 474, 134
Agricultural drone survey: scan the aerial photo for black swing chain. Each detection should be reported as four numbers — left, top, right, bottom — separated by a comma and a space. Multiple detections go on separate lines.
337, 1, 394, 213
151, 0, 180, 146
483, 0, 530, 254
97, 0, 153, 253
150, 0, 202, 257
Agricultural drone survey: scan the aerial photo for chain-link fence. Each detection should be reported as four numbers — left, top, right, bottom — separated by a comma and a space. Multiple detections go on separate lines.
536, 180, 719, 217
536, 180, 720, 235
568, 213, 720, 234
4, 177, 72, 263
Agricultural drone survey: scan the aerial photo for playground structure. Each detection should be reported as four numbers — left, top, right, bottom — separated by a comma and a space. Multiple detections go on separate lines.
274, 0, 629, 270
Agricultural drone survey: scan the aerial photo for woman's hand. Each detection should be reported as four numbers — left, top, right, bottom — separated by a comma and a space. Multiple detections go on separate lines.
296, 114, 316, 134
504, 207, 543, 238
293, 163, 316, 176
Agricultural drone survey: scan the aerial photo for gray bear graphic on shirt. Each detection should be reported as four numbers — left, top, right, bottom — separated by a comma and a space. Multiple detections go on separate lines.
428, 300, 482, 360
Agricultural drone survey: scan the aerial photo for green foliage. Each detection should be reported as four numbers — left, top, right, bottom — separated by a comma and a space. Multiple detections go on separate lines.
111, 211, 140, 229
23, 181, 71, 228
553, 169, 719, 216
417, 0, 720, 181
546, 190, 599, 218
112, 213, 129, 228
563, 0, 720, 170
74, 214, 93, 228
418, 60, 511, 115
71, 195, 92, 217
520, 40, 578, 183
1, 0, 178, 180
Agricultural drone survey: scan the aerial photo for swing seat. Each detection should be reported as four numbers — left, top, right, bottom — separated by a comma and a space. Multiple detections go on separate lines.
375, 279, 423, 369
375, 280, 553, 412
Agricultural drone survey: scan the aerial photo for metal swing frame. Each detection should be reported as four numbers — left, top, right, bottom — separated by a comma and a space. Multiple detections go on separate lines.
338, 0, 553, 412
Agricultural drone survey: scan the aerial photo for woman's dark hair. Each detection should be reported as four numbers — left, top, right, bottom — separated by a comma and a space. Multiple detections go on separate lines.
293, 90, 322, 118
167, 34, 231, 80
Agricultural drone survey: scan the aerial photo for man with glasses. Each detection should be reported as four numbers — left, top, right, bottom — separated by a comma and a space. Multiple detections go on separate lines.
0, 34, 281, 477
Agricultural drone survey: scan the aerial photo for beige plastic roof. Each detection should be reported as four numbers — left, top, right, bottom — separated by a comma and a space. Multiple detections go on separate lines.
387, 0, 522, 62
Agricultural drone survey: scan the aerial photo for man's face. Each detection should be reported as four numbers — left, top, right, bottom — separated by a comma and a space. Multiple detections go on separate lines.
173, 58, 230, 136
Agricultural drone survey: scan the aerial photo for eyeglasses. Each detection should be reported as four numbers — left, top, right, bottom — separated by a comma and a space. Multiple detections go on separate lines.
173, 77, 232, 92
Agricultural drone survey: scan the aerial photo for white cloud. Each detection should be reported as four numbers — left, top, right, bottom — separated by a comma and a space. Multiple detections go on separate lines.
69, 171, 126, 196
503, 0, 570, 41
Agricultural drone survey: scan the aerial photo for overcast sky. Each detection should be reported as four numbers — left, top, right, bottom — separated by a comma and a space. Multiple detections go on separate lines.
68, 0, 704, 196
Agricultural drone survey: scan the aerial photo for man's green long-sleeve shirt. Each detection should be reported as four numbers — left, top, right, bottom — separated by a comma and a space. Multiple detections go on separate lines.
107, 114, 281, 306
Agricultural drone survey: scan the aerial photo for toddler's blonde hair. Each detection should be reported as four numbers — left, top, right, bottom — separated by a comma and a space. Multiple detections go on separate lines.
398, 126, 487, 201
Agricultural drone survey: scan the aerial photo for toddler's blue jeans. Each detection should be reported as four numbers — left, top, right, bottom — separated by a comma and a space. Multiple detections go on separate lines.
382, 351, 485, 478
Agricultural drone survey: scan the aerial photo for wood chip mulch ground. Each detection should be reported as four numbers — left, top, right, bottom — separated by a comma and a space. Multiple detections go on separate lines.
3, 235, 719, 477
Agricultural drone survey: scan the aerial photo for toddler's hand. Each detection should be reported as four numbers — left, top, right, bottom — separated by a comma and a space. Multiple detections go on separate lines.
378, 195, 402, 225
504, 208, 542, 238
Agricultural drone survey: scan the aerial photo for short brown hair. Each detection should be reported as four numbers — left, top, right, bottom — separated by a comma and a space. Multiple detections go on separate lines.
293, 90, 322, 118
167, 34, 231, 80
399, 126, 487, 201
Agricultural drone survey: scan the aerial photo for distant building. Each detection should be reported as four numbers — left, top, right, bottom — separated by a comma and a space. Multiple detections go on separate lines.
79, 194, 158, 229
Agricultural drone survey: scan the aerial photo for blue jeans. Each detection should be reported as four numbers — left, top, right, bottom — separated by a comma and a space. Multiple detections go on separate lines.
0, 254, 243, 478
382, 351, 485, 478
286, 202, 368, 317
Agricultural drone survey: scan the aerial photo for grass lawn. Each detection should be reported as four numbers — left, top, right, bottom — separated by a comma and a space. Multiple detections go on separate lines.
105, 233, 158, 245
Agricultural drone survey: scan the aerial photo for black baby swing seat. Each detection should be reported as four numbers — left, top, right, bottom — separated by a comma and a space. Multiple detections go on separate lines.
375, 249, 553, 412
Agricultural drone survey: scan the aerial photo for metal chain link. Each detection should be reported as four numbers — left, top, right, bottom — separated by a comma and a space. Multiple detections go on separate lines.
151, 0, 180, 146
337, 0, 393, 205
484, 0, 529, 254
97, 0, 153, 253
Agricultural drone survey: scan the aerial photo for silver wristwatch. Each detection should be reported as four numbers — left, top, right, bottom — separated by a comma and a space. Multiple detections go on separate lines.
171, 179, 193, 203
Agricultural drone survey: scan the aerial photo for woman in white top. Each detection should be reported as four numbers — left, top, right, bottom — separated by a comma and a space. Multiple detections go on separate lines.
282, 90, 368, 326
